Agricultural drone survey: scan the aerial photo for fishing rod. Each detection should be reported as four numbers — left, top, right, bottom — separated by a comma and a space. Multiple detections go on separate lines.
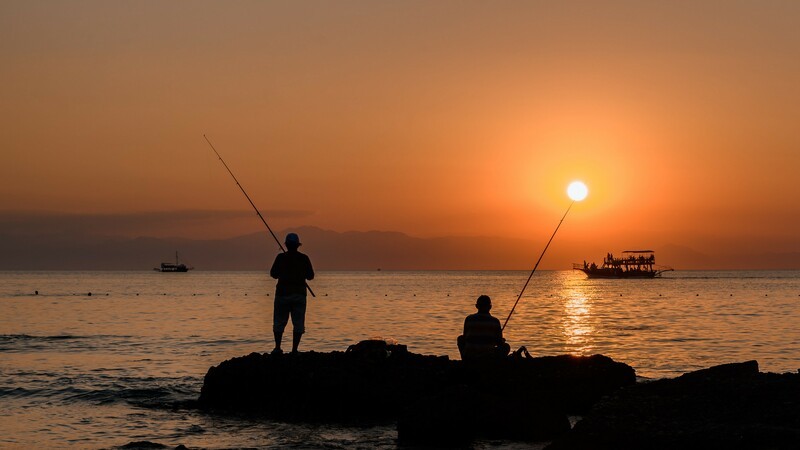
502, 193, 582, 331
204, 134, 315, 297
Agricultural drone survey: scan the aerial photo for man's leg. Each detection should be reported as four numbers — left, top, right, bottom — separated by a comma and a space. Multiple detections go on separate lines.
457, 335, 466, 359
273, 296, 290, 354
292, 331, 302, 353
497, 342, 511, 358
289, 294, 307, 353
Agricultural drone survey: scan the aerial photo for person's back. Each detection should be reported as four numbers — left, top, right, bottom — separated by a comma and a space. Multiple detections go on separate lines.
463, 312, 502, 345
457, 295, 510, 361
271, 250, 314, 295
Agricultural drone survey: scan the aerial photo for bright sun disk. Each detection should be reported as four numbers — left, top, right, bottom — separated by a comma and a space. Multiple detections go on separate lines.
567, 181, 588, 201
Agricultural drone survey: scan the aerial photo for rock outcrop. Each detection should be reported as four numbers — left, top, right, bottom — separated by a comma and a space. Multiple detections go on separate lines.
546, 361, 800, 450
199, 340, 636, 443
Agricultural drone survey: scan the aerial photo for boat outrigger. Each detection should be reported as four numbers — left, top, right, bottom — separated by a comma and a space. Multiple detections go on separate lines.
154, 251, 193, 272
574, 250, 672, 278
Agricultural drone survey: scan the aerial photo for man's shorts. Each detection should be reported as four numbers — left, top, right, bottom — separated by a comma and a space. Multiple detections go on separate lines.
273, 293, 307, 335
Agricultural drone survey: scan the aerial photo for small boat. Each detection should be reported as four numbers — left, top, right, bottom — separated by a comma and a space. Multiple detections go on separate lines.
154, 251, 193, 272
574, 250, 672, 278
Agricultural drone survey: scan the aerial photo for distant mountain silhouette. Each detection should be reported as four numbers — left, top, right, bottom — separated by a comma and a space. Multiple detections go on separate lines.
0, 226, 536, 270
656, 244, 716, 270
0, 226, 797, 270
656, 244, 800, 270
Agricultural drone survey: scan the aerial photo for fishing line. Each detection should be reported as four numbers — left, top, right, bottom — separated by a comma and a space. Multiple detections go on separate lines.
203, 134, 315, 297
502, 200, 574, 331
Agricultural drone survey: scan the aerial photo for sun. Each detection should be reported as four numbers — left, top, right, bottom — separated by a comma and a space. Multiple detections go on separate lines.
567, 181, 588, 201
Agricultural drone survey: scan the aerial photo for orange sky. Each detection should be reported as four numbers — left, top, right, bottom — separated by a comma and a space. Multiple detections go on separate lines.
2, 1, 799, 263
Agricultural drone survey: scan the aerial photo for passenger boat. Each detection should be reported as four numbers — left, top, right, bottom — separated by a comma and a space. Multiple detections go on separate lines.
573, 250, 672, 278
154, 251, 193, 272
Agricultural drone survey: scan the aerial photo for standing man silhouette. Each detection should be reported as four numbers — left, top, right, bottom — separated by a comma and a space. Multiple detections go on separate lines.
270, 232, 314, 354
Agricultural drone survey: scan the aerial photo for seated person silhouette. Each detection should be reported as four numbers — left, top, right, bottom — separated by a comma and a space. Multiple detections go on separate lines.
457, 295, 511, 362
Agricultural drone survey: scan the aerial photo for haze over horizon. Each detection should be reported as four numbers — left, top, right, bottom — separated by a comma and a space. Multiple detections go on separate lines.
1, 210, 797, 271
2, 1, 799, 269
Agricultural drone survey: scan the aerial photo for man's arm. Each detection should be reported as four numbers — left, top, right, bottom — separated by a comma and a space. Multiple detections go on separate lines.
463, 316, 472, 336
493, 317, 505, 344
270, 254, 283, 279
305, 254, 315, 281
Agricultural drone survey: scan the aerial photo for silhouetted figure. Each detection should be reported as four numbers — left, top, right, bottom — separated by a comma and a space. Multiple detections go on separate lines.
457, 295, 510, 362
270, 232, 314, 354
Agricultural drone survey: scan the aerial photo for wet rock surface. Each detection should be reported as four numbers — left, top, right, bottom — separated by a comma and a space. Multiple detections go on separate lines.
546, 361, 800, 450
199, 340, 636, 442
116, 442, 189, 450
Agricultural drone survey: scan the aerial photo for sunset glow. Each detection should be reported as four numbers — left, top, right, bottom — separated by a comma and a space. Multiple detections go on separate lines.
3, 4, 800, 449
1, 1, 798, 269
567, 181, 589, 202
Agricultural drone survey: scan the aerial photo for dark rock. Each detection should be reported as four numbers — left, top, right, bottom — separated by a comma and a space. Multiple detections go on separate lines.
199, 340, 635, 443
396, 353, 634, 444
546, 361, 800, 450
199, 344, 454, 423
117, 442, 168, 449
117, 441, 191, 449
472, 353, 638, 413
397, 385, 571, 445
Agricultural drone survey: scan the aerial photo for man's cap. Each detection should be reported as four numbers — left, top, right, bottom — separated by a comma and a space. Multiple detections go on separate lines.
285, 232, 301, 246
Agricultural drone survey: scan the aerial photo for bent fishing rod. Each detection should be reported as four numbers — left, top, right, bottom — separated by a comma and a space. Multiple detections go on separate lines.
203, 134, 315, 297
502, 200, 574, 331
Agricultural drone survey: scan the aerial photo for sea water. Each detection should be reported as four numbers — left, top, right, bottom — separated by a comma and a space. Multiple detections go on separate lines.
1, 270, 798, 448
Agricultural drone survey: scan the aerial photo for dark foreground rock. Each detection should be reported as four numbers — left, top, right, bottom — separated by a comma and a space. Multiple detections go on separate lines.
546, 361, 800, 450
116, 442, 188, 450
199, 340, 636, 443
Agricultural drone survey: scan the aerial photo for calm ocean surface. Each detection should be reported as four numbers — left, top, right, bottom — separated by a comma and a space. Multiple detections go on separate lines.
1, 270, 798, 448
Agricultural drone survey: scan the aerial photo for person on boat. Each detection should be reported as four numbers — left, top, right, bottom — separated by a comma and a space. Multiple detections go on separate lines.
270, 232, 314, 354
457, 295, 510, 362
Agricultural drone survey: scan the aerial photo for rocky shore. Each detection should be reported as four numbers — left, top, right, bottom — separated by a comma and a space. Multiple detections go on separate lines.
199, 340, 635, 443
198, 341, 800, 447
545, 360, 800, 450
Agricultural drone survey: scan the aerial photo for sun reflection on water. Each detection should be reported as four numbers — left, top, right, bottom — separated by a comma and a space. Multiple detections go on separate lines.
561, 283, 595, 355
